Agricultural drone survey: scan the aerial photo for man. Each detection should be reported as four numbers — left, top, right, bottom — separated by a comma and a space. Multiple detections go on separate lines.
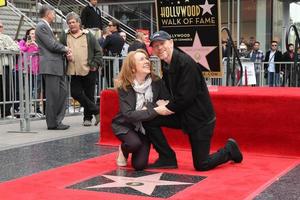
81, 0, 102, 30
282, 43, 295, 86
143, 31, 243, 171
0, 20, 19, 117
35, 5, 70, 130
247, 41, 264, 86
264, 41, 282, 87
60, 12, 102, 126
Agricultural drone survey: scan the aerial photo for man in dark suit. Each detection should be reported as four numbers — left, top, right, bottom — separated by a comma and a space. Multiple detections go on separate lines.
35, 5, 71, 130
81, 0, 102, 30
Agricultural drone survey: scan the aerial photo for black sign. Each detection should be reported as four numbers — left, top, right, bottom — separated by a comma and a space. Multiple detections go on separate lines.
155, 0, 222, 77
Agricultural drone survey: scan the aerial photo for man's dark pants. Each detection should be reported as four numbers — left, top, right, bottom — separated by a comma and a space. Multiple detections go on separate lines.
71, 71, 99, 121
143, 115, 229, 171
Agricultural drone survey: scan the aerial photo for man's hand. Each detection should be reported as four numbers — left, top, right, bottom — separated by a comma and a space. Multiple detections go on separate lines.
65, 47, 73, 61
154, 105, 174, 115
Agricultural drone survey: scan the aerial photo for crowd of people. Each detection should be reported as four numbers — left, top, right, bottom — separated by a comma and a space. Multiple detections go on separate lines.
222, 38, 300, 87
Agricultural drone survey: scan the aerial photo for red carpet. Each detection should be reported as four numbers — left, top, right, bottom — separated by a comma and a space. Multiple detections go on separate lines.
100, 87, 300, 157
2, 87, 297, 199
0, 150, 299, 200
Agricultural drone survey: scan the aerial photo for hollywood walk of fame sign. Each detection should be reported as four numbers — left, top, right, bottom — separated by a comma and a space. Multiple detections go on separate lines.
155, 0, 222, 77
67, 169, 206, 198
0, 0, 7, 7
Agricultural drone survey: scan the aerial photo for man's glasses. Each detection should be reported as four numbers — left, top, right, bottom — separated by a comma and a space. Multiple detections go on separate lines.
272, 44, 277, 47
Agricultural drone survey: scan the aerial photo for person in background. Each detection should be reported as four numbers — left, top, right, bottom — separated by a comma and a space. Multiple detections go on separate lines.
282, 43, 294, 86
120, 31, 129, 57
143, 30, 243, 171
102, 19, 124, 56
128, 32, 149, 55
112, 49, 170, 170
35, 5, 71, 130
60, 12, 102, 126
246, 41, 264, 86
264, 41, 282, 87
102, 20, 124, 87
98, 26, 111, 48
239, 42, 248, 58
81, 0, 102, 30
18, 28, 43, 115
0, 20, 19, 117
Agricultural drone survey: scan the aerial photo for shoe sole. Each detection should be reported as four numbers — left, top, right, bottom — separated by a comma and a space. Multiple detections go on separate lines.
227, 138, 243, 163
147, 165, 178, 169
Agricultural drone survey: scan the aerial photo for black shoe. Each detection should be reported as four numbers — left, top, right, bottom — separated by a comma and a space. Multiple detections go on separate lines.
225, 138, 243, 163
48, 124, 70, 130
148, 159, 178, 169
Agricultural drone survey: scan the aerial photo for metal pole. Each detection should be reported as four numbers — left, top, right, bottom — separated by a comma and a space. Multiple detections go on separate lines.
23, 53, 31, 132
150, 3, 154, 34
237, 0, 240, 48
232, 0, 235, 46
227, 0, 230, 30
18, 54, 25, 132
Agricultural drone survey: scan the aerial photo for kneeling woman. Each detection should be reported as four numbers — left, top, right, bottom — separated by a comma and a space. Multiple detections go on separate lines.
112, 49, 169, 170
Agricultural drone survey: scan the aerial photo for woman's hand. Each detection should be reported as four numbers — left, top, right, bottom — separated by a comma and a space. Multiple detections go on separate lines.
156, 99, 169, 106
154, 105, 174, 115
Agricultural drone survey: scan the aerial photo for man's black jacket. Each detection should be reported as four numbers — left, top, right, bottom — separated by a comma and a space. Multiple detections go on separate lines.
163, 48, 215, 133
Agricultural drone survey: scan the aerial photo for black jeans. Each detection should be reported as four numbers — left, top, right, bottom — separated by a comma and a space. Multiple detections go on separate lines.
71, 71, 99, 121
117, 130, 150, 171
143, 115, 229, 171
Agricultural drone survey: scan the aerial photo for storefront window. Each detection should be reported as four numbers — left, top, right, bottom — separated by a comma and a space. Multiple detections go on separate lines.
103, 2, 156, 34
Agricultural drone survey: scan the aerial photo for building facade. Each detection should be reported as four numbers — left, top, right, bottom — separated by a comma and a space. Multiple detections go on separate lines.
99, 0, 300, 53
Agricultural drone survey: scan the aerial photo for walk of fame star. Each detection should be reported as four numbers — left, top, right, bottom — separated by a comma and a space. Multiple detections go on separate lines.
67, 170, 206, 198
179, 32, 217, 70
86, 173, 192, 195
200, 0, 215, 16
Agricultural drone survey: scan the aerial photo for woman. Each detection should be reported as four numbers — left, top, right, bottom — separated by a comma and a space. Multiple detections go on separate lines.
111, 49, 169, 171
17, 28, 42, 114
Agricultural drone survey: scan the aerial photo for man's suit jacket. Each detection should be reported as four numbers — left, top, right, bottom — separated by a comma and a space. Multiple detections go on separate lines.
111, 78, 170, 136
35, 20, 67, 76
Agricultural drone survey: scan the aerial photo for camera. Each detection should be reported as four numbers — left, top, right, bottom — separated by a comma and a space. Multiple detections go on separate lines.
27, 35, 31, 42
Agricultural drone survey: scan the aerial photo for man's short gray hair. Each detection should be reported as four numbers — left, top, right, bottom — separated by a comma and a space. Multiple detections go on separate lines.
39, 4, 55, 18
66, 12, 81, 24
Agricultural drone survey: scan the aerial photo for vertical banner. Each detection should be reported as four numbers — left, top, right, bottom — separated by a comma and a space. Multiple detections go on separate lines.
155, 0, 222, 77
0, 0, 7, 7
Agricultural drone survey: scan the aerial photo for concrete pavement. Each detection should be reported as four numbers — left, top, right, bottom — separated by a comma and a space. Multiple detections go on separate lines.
0, 115, 100, 151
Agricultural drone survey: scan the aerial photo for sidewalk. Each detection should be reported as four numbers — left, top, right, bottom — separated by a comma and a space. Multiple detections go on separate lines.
0, 115, 100, 151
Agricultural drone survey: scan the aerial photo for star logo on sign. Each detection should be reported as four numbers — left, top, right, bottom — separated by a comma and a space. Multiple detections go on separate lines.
179, 32, 217, 70
200, 0, 215, 16
86, 172, 192, 195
